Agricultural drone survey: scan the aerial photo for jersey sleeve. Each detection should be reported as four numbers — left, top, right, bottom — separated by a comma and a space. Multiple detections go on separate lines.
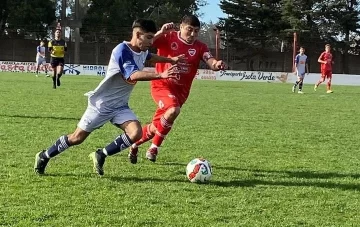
294, 54, 300, 64
37, 46, 40, 53
117, 46, 140, 80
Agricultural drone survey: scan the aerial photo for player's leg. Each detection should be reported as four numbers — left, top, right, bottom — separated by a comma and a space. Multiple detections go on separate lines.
34, 105, 112, 174
35, 59, 41, 77
51, 58, 58, 89
298, 74, 305, 93
42, 59, 49, 77
146, 105, 180, 162
34, 128, 91, 175
314, 72, 325, 91
89, 108, 141, 175
326, 72, 333, 93
56, 59, 64, 87
129, 91, 180, 163
292, 74, 301, 92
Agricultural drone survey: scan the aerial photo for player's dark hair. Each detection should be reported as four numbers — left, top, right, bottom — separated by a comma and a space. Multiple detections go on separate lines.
55, 28, 61, 32
325, 44, 331, 48
299, 46, 305, 50
132, 19, 157, 33
181, 15, 201, 27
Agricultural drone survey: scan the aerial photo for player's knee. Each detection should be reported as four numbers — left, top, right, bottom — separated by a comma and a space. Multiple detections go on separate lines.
128, 125, 143, 142
68, 131, 87, 145
166, 107, 181, 119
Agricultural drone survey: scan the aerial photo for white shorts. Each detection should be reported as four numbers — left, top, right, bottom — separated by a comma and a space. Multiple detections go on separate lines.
77, 104, 138, 132
297, 71, 306, 78
36, 57, 46, 65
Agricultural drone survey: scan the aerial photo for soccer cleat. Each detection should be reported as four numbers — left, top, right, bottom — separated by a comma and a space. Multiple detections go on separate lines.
128, 146, 138, 164
314, 84, 318, 91
292, 86, 295, 93
298, 90, 304, 94
34, 150, 50, 175
57, 77, 61, 87
89, 150, 106, 176
327, 90, 333, 93
146, 147, 158, 162
45, 74, 50, 77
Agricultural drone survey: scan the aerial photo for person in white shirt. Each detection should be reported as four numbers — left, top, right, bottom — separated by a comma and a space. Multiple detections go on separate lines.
34, 19, 184, 176
35, 40, 49, 77
292, 47, 309, 94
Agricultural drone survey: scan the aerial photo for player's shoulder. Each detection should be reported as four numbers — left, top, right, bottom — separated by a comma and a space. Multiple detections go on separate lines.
113, 42, 147, 57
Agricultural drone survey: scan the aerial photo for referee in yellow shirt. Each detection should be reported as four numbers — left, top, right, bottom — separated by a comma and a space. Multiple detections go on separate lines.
48, 29, 67, 89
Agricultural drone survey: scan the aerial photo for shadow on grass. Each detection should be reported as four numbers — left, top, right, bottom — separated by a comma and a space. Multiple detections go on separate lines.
160, 162, 360, 191
159, 162, 360, 179
210, 179, 360, 191
0, 113, 79, 121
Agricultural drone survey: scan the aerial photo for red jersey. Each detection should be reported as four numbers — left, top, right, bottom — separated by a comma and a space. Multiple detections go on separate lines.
319, 51, 333, 71
151, 31, 213, 102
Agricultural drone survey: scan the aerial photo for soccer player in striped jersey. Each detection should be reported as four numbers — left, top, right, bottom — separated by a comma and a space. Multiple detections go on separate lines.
292, 47, 309, 94
34, 19, 184, 176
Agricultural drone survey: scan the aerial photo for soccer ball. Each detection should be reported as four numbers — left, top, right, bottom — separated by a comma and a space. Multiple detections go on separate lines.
186, 158, 212, 183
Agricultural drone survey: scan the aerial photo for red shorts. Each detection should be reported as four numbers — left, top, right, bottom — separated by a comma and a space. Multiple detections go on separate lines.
151, 89, 184, 127
321, 70, 332, 79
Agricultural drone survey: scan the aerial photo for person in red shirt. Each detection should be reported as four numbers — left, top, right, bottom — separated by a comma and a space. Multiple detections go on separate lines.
315, 44, 334, 93
128, 15, 225, 163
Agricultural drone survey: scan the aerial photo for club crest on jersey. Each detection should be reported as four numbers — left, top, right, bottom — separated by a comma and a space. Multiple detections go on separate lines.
171, 42, 178, 50
188, 49, 196, 56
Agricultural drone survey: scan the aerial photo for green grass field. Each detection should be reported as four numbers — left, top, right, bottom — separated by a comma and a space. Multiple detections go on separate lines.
1, 72, 360, 226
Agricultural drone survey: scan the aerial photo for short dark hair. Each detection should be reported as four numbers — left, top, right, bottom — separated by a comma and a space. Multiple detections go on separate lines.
132, 19, 157, 33
55, 28, 61, 32
181, 15, 201, 27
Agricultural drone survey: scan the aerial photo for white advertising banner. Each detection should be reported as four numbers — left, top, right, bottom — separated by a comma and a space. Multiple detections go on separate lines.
1, 61, 360, 86
196, 69, 288, 83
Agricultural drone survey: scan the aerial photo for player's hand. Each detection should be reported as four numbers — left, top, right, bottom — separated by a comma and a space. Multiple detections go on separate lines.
170, 54, 186, 64
160, 23, 175, 34
159, 65, 179, 79
213, 60, 226, 70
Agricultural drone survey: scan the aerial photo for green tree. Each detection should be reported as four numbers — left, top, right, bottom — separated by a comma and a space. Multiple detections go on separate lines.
218, 0, 289, 69
1, 0, 56, 39
81, 0, 205, 43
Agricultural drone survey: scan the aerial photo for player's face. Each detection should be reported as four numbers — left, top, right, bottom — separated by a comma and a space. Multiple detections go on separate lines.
55, 30, 61, 39
325, 46, 331, 52
137, 31, 154, 51
40, 42, 44, 46
300, 48, 305, 54
180, 24, 200, 43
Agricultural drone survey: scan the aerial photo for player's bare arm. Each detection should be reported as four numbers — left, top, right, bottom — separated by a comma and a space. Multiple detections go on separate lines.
206, 58, 226, 71
306, 63, 309, 74
129, 65, 178, 81
147, 54, 186, 64
318, 55, 326, 64
153, 22, 175, 41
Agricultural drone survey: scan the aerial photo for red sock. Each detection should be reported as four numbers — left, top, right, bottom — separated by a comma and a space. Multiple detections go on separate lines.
152, 116, 173, 147
134, 124, 154, 147
327, 81, 331, 90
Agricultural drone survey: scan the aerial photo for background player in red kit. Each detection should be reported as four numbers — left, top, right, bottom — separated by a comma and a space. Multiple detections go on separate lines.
128, 15, 225, 163
315, 44, 334, 93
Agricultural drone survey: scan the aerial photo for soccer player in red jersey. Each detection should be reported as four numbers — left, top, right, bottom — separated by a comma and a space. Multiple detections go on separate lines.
128, 15, 225, 163
314, 44, 334, 93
